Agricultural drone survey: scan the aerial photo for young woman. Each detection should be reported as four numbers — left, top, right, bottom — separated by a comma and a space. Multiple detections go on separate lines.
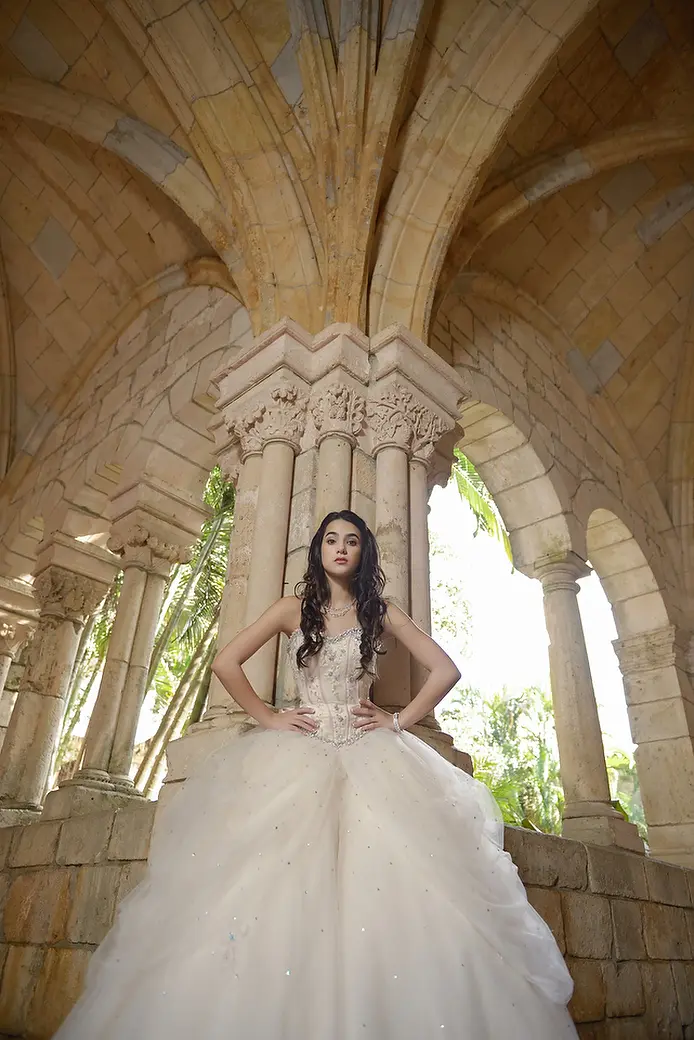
55, 510, 577, 1039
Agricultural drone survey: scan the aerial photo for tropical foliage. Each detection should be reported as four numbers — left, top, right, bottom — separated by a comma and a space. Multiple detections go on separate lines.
440, 684, 564, 833
434, 454, 645, 837
452, 448, 513, 565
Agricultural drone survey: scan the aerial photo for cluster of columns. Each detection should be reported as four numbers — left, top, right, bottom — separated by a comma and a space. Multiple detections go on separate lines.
0, 537, 117, 826
0, 484, 206, 823
161, 320, 472, 801
0, 577, 38, 754
0, 316, 692, 866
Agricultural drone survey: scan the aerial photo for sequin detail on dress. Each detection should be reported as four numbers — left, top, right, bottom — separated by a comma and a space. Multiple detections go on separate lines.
288, 627, 374, 748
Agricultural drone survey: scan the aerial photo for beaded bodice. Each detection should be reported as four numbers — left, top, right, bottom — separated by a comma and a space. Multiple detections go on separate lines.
287, 627, 374, 748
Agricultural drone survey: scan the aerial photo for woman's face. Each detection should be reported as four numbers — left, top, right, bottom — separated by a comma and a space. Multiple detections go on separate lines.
321, 519, 362, 581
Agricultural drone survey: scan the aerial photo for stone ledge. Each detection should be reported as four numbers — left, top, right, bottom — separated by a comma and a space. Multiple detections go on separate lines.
107, 802, 156, 862
504, 826, 588, 890
645, 856, 693, 907
585, 845, 648, 900
56, 811, 116, 866
8, 822, 61, 869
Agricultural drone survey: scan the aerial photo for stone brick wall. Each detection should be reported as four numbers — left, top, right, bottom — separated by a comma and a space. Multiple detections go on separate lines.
432, 293, 679, 602
505, 828, 694, 1039
0, 805, 154, 1039
0, 283, 252, 578
1, 811, 694, 1038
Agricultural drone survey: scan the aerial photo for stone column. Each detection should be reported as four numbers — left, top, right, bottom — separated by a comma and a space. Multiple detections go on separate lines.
159, 319, 470, 806
76, 551, 148, 786
202, 444, 262, 724
311, 384, 365, 522
109, 565, 169, 790
369, 383, 454, 712
0, 566, 109, 825
239, 386, 308, 702
614, 625, 694, 867
409, 457, 432, 639
537, 553, 644, 852
0, 620, 33, 752
43, 526, 186, 819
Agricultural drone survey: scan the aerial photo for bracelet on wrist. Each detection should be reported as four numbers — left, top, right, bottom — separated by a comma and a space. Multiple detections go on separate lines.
392, 711, 403, 733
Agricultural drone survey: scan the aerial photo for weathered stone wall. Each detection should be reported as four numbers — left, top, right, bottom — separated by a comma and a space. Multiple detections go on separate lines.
433, 293, 678, 592
0, 806, 154, 1039
0, 282, 252, 579
1, 813, 693, 1038
505, 828, 694, 1039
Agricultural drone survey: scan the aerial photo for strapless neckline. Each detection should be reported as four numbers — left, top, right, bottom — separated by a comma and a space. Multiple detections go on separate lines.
289, 626, 361, 643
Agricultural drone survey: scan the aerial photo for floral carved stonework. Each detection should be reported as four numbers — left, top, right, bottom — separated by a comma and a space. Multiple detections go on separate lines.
411, 406, 451, 464
33, 566, 107, 625
368, 384, 451, 460
367, 385, 416, 451
107, 525, 191, 571
311, 385, 366, 444
0, 621, 23, 659
229, 384, 308, 458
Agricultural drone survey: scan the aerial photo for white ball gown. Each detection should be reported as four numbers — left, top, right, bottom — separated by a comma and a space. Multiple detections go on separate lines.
55, 626, 577, 1038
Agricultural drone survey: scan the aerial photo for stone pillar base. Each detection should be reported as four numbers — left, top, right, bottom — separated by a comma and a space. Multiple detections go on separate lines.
563, 812, 645, 854
41, 784, 143, 821
0, 806, 40, 827
646, 823, 694, 868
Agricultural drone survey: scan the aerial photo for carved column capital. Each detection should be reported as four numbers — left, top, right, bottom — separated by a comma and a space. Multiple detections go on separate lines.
33, 566, 108, 625
107, 524, 192, 575
0, 620, 31, 659
310, 384, 366, 446
367, 384, 415, 453
228, 383, 308, 460
411, 406, 453, 465
367, 383, 453, 461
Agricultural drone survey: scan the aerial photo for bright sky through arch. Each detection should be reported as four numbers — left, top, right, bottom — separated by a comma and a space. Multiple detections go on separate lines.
428, 480, 634, 755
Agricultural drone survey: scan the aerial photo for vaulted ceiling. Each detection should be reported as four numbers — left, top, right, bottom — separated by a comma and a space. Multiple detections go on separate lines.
0, 0, 692, 509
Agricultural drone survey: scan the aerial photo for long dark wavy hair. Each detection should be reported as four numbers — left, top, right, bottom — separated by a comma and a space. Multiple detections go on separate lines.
294, 510, 387, 677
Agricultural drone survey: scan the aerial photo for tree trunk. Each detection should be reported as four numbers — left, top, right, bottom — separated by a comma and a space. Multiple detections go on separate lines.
143, 641, 216, 799
136, 609, 219, 792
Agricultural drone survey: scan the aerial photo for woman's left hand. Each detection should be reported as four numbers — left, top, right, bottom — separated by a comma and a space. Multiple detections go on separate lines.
351, 699, 397, 732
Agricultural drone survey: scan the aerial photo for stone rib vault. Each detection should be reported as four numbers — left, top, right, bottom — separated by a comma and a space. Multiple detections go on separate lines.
0, 0, 694, 1035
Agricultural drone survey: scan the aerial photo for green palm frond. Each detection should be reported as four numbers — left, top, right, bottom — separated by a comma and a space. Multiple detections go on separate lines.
452, 449, 513, 566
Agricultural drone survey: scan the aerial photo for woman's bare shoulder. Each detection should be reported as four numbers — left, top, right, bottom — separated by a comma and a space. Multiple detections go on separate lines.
278, 594, 302, 635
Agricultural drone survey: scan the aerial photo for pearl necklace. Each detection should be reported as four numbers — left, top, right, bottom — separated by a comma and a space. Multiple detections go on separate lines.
324, 599, 355, 618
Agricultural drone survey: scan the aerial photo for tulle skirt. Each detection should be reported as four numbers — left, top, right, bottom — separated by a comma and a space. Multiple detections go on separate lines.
54, 726, 577, 1038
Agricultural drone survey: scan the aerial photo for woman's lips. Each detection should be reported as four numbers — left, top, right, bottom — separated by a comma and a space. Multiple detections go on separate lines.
335, 559, 347, 564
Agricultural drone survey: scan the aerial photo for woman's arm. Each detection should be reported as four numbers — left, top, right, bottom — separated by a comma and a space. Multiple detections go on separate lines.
385, 603, 461, 729
211, 596, 317, 732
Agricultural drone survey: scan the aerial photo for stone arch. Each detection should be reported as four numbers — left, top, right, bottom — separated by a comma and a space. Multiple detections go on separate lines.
0, 513, 44, 581
369, 0, 599, 338
8, 259, 238, 487
444, 274, 676, 541
0, 279, 252, 576
577, 488, 677, 639
574, 482, 694, 863
669, 291, 694, 603
0, 77, 247, 303
442, 119, 694, 283
455, 364, 581, 574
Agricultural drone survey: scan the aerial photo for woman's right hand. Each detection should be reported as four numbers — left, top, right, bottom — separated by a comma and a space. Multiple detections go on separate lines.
265, 707, 318, 733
